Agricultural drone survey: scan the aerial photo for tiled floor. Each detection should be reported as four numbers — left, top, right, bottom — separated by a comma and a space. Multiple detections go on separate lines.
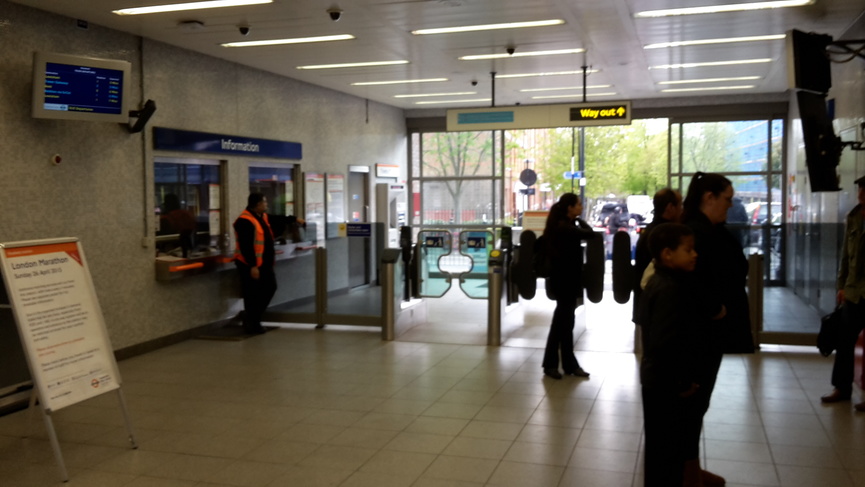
1, 286, 863, 486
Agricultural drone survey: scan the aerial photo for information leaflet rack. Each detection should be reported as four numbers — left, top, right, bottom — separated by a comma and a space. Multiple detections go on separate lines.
0, 237, 136, 482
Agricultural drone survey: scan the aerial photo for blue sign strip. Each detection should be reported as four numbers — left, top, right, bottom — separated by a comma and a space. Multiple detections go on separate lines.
457, 112, 515, 125
154, 127, 302, 159
346, 223, 372, 237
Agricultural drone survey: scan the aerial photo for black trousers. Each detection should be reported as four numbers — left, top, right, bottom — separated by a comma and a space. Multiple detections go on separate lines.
832, 299, 865, 393
642, 386, 689, 487
682, 324, 724, 460
237, 264, 277, 330
542, 292, 580, 373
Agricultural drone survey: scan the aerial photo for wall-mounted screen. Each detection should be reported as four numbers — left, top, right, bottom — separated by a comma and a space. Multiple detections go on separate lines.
797, 91, 842, 192
31, 52, 131, 123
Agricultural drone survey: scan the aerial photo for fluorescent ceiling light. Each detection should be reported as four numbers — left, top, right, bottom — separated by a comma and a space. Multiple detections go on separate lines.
351, 78, 448, 86
520, 85, 611, 92
412, 19, 564, 35
531, 93, 617, 100
634, 0, 813, 18
297, 60, 409, 70
415, 98, 492, 105
394, 92, 477, 98
661, 85, 756, 93
650, 58, 772, 69
496, 70, 599, 79
222, 34, 355, 48
658, 76, 761, 85
113, 0, 271, 15
460, 48, 584, 61
644, 34, 785, 49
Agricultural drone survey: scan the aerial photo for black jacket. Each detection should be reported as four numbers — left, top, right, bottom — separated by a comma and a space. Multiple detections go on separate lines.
547, 218, 597, 299
637, 265, 707, 392
684, 212, 754, 353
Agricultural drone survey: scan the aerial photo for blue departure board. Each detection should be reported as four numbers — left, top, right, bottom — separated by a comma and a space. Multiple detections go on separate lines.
42, 62, 124, 115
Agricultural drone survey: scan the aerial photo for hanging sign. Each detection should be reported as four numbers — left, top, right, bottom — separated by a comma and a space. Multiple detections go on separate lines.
446, 101, 631, 132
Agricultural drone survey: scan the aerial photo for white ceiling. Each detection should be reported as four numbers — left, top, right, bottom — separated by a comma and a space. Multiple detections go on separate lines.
12, 0, 865, 110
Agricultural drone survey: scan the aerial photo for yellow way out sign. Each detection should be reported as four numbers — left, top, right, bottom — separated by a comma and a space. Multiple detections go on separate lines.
446, 101, 631, 132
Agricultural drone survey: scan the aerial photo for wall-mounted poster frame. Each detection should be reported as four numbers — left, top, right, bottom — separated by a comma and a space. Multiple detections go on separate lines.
326, 173, 346, 238
304, 172, 326, 244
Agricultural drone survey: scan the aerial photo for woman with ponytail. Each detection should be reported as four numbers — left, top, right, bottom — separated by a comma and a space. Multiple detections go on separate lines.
540, 193, 598, 379
680, 172, 754, 487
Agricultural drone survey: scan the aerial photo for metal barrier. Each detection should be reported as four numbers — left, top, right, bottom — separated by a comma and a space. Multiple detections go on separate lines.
747, 253, 764, 350
380, 248, 401, 340
487, 249, 505, 346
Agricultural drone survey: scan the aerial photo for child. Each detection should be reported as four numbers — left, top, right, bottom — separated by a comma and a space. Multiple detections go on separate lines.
636, 222, 705, 487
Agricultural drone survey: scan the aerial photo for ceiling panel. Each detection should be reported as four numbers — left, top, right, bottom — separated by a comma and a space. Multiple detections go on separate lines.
9, 0, 864, 110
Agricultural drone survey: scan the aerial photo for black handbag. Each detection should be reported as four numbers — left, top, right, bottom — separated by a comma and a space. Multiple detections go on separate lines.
817, 306, 843, 357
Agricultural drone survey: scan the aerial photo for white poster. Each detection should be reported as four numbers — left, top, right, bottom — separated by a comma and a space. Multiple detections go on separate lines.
0, 239, 121, 412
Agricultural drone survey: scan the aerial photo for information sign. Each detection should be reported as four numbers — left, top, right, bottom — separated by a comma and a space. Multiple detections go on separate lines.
447, 101, 631, 131
0, 239, 121, 412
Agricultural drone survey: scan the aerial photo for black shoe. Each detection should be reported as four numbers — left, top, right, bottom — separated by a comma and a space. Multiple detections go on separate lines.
243, 325, 267, 335
821, 388, 851, 403
544, 368, 563, 380
565, 367, 590, 378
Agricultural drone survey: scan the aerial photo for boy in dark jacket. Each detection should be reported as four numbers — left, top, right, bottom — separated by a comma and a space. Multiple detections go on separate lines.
636, 223, 706, 487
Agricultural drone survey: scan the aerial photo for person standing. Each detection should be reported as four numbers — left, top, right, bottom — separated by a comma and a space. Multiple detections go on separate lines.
821, 176, 865, 412
633, 188, 683, 322
637, 223, 704, 487
541, 193, 598, 379
681, 172, 753, 487
234, 193, 277, 335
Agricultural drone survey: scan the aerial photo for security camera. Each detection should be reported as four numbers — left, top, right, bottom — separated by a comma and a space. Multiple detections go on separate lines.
238, 24, 250, 36
327, 7, 342, 21
506, 46, 516, 56
471, 80, 478, 86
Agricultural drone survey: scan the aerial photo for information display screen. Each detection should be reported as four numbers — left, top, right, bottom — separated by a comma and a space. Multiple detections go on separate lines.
42, 62, 124, 115
32, 52, 130, 123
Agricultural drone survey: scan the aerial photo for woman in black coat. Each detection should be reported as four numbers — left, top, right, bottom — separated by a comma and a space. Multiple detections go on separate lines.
680, 172, 754, 486
541, 193, 598, 379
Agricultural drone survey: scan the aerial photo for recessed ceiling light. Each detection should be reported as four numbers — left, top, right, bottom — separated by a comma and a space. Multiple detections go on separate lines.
412, 19, 565, 35
459, 48, 584, 61
394, 92, 478, 98
531, 93, 617, 100
658, 76, 762, 85
415, 98, 492, 105
520, 85, 612, 92
113, 0, 271, 16
644, 34, 786, 49
297, 60, 409, 70
634, 0, 813, 18
222, 34, 355, 47
661, 85, 756, 93
650, 58, 772, 69
351, 78, 448, 86
496, 70, 599, 79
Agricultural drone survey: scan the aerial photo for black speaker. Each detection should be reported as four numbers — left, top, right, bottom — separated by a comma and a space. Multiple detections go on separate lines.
128, 99, 156, 134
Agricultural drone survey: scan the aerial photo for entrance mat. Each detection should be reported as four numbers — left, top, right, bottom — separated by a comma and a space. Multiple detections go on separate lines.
196, 324, 278, 341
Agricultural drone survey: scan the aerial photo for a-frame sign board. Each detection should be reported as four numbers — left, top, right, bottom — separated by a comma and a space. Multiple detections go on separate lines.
0, 238, 136, 482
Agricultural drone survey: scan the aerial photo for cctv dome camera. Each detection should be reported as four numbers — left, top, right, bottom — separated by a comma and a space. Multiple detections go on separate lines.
506, 46, 515, 56
471, 80, 478, 86
238, 24, 250, 35
327, 7, 342, 21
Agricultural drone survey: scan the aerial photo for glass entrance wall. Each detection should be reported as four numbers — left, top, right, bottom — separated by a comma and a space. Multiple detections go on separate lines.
670, 119, 785, 284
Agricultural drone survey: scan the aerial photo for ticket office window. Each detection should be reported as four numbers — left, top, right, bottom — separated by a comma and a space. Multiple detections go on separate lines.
248, 164, 305, 243
155, 158, 223, 257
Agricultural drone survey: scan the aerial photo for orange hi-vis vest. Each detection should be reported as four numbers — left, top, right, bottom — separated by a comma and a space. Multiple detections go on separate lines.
234, 209, 273, 267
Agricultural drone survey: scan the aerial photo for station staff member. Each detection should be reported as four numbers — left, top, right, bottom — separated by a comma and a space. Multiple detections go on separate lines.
234, 193, 276, 335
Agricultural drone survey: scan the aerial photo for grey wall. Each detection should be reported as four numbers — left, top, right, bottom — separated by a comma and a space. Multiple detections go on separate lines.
786, 14, 865, 316
0, 2, 406, 350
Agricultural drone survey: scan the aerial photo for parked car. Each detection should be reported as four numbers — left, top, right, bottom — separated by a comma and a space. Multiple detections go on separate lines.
746, 201, 782, 250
